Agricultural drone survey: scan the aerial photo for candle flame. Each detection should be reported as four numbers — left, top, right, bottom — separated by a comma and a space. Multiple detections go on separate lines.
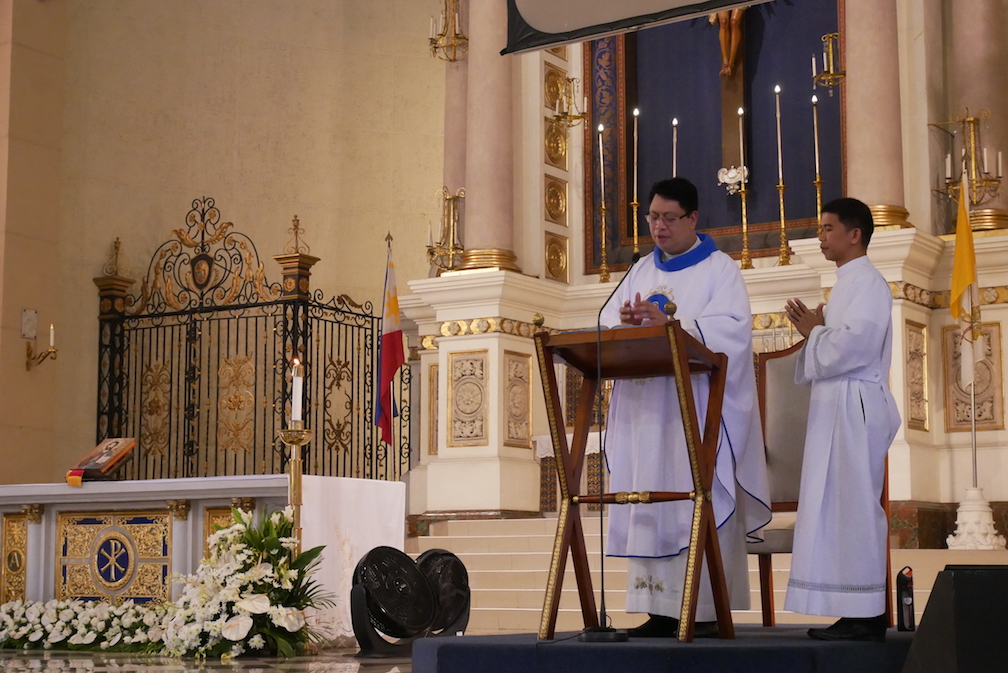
737, 107, 744, 116
774, 84, 781, 93
812, 95, 818, 104
633, 108, 639, 117
672, 118, 678, 126
597, 124, 604, 132
293, 358, 300, 366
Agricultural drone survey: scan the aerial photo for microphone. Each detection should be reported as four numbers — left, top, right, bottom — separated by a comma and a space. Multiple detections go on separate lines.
578, 250, 645, 643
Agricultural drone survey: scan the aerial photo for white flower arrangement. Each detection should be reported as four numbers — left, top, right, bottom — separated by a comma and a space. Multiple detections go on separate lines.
0, 507, 331, 660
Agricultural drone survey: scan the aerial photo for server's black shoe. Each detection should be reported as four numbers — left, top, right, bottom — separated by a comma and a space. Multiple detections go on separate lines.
807, 614, 887, 643
627, 614, 679, 638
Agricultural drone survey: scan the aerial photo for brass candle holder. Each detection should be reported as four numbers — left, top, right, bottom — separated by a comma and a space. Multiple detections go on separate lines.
278, 420, 312, 555
599, 203, 611, 282
26, 342, 57, 370
739, 183, 753, 269
776, 182, 791, 265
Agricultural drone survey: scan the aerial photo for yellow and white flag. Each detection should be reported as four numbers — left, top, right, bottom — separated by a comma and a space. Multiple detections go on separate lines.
949, 176, 984, 390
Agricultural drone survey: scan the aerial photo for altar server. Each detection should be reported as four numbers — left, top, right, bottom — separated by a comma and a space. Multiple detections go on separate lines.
783, 197, 901, 642
600, 178, 771, 637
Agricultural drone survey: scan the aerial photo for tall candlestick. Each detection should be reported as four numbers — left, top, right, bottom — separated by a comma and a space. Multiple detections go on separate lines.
774, 85, 784, 182
632, 108, 639, 203
292, 358, 304, 422
671, 118, 678, 178
737, 107, 744, 177
811, 95, 821, 176
597, 124, 605, 195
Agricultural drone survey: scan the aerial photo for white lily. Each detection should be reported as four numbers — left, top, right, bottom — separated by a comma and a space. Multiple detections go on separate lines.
221, 614, 253, 641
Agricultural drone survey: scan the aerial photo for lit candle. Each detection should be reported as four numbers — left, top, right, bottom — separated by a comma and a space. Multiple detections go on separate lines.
811, 55, 817, 80
671, 118, 678, 178
292, 358, 304, 422
811, 95, 820, 176
632, 108, 639, 204
774, 85, 784, 182
597, 124, 606, 196
49, 323, 54, 349
737, 107, 745, 180
946, 153, 952, 179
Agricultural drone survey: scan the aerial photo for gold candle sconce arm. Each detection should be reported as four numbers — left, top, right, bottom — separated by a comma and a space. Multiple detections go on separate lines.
26, 342, 57, 371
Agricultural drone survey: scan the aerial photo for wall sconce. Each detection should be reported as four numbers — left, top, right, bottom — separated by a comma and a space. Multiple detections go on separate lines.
932, 109, 1003, 228
552, 76, 587, 129
427, 187, 466, 273
429, 0, 468, 62
25, 316, 57, 370
812, 32, 844, 95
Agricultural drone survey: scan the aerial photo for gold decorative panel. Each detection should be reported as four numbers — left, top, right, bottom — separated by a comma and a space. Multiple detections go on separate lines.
217, 354, 255, 453
544, 63, 567, 112
204, 507, 235, 557
140, 361, 171, 458
905, 320, 928, 432
448, 351, 488, 447
504, 351, 532, 448
57, 511, 171, 604
429, 363, 439, 455
545, 175, 568, 226
942, 322, 1005, 432
545, 118, 568, 171
544, 232, 569, 283
1, 514, 27, 603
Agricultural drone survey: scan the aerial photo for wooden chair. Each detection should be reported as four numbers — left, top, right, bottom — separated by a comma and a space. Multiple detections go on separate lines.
749, 341, 809, 626
750, 340, 893, 627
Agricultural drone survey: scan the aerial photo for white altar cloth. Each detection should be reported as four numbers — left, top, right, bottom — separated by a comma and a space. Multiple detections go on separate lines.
0, 474, 405, 641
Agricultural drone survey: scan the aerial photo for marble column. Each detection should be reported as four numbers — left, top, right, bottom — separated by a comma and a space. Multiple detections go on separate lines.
949, 0, 1008, 226
845, 0, 911, 228
458, 0, 520, 271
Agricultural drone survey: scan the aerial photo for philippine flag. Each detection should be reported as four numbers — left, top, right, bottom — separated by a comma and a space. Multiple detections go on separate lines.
375, 240, 406, 445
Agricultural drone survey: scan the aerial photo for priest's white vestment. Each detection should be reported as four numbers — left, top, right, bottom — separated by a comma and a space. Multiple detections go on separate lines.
600, 235, 771, 619
784, 255, 901, 617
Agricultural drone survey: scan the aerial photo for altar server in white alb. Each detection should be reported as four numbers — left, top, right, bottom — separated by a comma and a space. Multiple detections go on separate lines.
783, 197, 901, 642
600, 178, 771, 638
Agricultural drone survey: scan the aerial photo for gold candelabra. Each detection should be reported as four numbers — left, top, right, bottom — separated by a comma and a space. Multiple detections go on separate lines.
552, 76, 586, 129
429, 0, 467, 62
933, 109, 1002, 211
739, 183, 752, 269
278, 420, 312, 555
427, 187, 466, 273
599, 202, 611, 282
812, 32, 844, 95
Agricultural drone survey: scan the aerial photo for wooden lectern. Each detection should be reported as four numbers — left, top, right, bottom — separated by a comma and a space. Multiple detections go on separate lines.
533, 321, 733, 642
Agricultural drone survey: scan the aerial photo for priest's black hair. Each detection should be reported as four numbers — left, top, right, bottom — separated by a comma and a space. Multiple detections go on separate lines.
823, 197, 874, 247
647, 177, 698, 215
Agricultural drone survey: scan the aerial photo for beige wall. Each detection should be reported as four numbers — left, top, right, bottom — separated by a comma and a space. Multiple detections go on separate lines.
0, 0, 444, 482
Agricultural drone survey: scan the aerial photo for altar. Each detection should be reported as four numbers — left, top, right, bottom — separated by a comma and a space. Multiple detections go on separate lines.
0, 475, 405, 640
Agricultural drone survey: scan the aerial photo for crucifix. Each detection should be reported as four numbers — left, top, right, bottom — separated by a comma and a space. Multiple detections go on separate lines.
711, 9, 746, 174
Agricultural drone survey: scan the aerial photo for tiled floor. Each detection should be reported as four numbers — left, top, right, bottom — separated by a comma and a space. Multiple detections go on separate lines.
0, 650, 411, 673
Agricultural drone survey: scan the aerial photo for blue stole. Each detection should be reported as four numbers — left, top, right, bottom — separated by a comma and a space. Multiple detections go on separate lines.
652, 233, 717, 272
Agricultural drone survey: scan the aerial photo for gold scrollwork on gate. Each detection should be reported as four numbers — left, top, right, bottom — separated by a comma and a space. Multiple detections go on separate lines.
141, 361, 171, 457
217, 355, 256, 454
324, 355, 354, 453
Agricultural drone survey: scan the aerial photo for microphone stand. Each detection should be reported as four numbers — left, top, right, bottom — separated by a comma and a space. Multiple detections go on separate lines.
578, 251, 641, 643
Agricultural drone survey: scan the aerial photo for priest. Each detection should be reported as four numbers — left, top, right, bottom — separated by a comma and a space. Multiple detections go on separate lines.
600, 177, 771, 637
783, 197, 901, 642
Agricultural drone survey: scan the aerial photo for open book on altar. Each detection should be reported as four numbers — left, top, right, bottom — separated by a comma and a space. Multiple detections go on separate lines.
65, 438, 137, 487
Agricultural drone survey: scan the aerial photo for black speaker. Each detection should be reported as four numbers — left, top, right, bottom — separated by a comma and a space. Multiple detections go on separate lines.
902, 565, 1008, 673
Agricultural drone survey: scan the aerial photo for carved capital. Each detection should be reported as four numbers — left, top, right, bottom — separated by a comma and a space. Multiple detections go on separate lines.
230, 497, 256, 513
21, 504, 44, 524
165, 499, 191, 521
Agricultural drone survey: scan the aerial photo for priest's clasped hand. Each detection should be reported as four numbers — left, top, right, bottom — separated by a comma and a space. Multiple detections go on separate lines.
784, 298, 825, 338
620, 292, 671, 326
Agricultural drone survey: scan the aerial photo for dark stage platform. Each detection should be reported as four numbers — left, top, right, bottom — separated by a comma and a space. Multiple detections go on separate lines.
413, 625, 914, 673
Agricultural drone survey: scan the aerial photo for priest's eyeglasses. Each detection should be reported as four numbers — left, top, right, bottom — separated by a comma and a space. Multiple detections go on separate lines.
646, 212, 689, 227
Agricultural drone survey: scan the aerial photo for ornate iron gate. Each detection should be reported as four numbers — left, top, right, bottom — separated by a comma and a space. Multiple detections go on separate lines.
94, 198, 410, 481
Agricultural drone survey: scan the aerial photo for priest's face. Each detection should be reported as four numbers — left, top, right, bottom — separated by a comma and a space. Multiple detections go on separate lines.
647, 194, 699, 256
818, 212, 862, 266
